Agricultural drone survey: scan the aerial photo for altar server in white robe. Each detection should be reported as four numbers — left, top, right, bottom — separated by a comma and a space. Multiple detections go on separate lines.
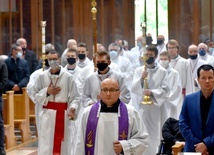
82, 51, 130, 107
64, 48, 82, 154
108, 43, 134, 90
74, 78, 148, 155
131, 45, 168, 155
27, 43, 54, 137
159, 51, 182, 123
167, 39, 194, 95
76, 42, 93, 68
187, 44, 206, 92
64, 48, 81, 81
75, 56, 121, 97
76, 44, 121, 97
130, 36, 144, 68
30, 50, 80, 155
61, 39, 77, 67
198, 42, 214, 67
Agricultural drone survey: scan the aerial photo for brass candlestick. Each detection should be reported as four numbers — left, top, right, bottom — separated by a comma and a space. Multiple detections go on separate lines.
140, 22, 152, 105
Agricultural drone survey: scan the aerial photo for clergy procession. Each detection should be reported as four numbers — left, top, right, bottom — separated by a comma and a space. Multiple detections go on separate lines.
1, 2, 214, 155
1, 34, 214, 155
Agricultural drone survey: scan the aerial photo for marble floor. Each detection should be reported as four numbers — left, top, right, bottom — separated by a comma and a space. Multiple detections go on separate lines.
6, 140, 38, 155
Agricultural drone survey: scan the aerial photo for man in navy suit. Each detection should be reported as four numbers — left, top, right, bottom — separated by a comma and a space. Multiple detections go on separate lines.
179, 64, 214, 155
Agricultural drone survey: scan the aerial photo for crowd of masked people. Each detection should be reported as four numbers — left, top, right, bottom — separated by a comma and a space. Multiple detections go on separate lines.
0, 36, 214, 155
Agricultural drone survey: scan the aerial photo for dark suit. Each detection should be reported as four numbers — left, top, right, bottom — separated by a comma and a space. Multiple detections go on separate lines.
4, 57, 29, 93
24, 49, 38, 74
179, 91, 214, 154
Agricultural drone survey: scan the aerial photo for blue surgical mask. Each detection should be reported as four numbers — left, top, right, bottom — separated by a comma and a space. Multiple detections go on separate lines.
199, 49, 206, 56
16, 52, 23, 58
209, 48, 214, 54
137, 42, 142, 48
109, 50, 118, 60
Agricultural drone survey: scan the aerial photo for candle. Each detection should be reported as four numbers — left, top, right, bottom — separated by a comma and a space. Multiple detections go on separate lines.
40, 21, 47, 54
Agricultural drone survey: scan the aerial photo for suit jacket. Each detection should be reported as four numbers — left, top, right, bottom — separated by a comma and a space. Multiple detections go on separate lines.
179, 91, 214, 154
24, 49, 38, 74
4, 57, 29, 93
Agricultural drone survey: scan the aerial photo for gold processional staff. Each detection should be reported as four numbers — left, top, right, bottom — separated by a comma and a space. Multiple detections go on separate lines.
91, 0, 97, 71
141, 22, 152, 104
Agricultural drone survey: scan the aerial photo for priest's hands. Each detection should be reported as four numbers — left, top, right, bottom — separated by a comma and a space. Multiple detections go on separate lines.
113, 141, 123, 154
67, 108, 75, 120
47, 86, 61, 95
141, 71, 148, 79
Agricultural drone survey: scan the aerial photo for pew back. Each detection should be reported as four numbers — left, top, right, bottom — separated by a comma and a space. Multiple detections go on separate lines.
2, 91, 17, 150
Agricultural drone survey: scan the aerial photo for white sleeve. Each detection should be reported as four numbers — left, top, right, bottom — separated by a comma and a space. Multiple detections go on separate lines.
120, 107, 148, 155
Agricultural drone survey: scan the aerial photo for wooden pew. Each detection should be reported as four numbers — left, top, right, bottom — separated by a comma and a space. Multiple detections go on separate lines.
2, 91, 17, 150
29, 98, 37, 137
13, 88, 32, 143
29, 98, 36, 124
172, 143, 184, 155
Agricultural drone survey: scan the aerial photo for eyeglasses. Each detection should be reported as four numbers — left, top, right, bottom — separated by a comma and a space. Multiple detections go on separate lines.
101, 88, 119, 93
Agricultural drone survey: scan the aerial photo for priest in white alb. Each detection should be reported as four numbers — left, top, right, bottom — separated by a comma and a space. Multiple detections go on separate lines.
74, 78, 148, 155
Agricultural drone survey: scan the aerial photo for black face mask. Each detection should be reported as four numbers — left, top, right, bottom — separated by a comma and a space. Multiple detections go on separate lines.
22, 47, 26, 51
97, 63, 108, 71
146, 57, 155, 65
44, 59, 49, 67
189, 55, 198, 60
78, 54, 86, 60
157, 39, 164, 45
67, 57, 76, 65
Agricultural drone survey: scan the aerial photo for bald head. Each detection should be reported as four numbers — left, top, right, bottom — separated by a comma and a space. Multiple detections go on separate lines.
101, 78, 119, 89
137, 36, 143, 42
16, 38, 27, 49
67, 39, 77, 49
188, 44, 198, 56
188, 44, 198, 50
198, 43, 208, 51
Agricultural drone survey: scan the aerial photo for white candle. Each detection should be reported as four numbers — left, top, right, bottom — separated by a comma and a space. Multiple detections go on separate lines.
40, 21, 47, 54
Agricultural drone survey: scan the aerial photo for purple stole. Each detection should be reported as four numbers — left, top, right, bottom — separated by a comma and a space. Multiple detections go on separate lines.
85, 101, 129, 155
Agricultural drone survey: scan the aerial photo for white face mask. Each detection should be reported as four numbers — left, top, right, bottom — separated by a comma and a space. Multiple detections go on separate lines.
159, 60, 169, 68
48, 60, 60, 69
